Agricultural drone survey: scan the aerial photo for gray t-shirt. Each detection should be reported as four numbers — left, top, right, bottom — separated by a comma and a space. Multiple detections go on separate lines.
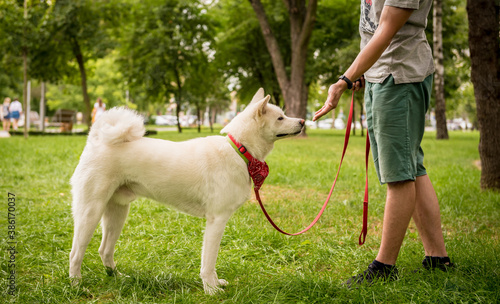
359, 0, 434, 84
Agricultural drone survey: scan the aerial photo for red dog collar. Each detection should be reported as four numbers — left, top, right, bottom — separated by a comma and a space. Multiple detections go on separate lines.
227, 134, 269, 191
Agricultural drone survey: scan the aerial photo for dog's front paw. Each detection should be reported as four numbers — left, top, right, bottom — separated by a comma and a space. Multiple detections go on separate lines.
202, 277, 228, 295
69, 276, 82, 287
201, 270, 228, 295
203, 280, 227, 295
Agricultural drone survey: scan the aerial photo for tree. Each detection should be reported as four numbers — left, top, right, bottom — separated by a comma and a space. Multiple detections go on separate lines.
37, 0, 116, 128
0, 1, 25, 102
0, 0, 53, 136
212, 0, 283, 106
433, 0, 448, 139
184, 52, 230, 133
22, 0, 29, 138
45, 53, 130, 114
467, 0, 500, 190
309, 0, 361, 130
425, 0, 471, 130
248, 0, 317, 121
215, 0, 364, 127
439, 0, 471, 127
120, 0, 214, 133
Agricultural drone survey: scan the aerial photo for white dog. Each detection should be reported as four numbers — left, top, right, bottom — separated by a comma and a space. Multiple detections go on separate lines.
69, 89, 304, 294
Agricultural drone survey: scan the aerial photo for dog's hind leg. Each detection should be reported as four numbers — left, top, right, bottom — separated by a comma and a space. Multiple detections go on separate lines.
200, 214, 231, 295
69, 195, 108, 281
99, 186, 134, 276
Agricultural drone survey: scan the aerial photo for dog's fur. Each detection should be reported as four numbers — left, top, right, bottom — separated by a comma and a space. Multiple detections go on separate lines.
69, 89, 304, 294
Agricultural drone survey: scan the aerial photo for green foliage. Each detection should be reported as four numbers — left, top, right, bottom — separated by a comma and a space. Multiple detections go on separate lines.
28, 0, 116, 83
119, 0, 217, 113
0, 0, 49, 98
0, 130, 498, 303
45, 51, 130, 112
426, 0, 472, 121
0, 0, 476, 121
441, 1, 473, 121
212, 0, 287, 106
213, 0, 361, 108
310, 0, 361, 84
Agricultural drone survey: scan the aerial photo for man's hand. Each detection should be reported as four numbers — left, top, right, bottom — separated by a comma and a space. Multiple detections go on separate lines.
313, 80, 347, 121
353, 75, 365, 92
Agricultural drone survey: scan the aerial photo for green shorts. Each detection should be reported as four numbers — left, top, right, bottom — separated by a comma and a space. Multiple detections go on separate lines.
365, 74, 432, 184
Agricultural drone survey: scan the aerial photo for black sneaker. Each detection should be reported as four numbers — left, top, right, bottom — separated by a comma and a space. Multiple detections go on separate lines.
345, 260, 398, 288
422, 256, 454, 271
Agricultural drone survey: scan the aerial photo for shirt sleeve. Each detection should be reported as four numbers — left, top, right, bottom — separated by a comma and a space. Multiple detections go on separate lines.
385, 0, 419, 10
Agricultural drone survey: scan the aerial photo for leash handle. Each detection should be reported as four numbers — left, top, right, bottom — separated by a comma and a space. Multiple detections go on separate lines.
359, 133, 370, 245
255, 91, 358, 236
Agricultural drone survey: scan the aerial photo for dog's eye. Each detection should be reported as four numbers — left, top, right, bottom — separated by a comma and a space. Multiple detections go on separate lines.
277, 117, 284, 121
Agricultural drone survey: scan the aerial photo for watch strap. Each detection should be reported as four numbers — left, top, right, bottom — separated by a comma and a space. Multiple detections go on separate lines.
339, 75, 353, 90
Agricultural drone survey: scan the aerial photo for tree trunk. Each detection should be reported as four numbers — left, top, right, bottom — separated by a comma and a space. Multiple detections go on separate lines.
23, 0, 28, 138
40, 82, 45, 132
174, 68, 183, 133
23, 48, 28, 138
352, 100, 356, 136
357, 96, 365, 137
208, 106, 214, 133
433, 0, 448, 139
197, 103, 201, 133
467, 0, 500, 190
210, 106, 216, 133
249, 0, 317, 121
72, 38, 91, 130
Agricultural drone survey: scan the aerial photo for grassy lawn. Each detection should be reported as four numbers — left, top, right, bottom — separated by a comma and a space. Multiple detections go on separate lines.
0, 128, 498, 303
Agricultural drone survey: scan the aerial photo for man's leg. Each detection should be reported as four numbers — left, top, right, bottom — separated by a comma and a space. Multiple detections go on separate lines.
345, 180, 414, 287
375, 180, 416, 265
412, 175, 448, 257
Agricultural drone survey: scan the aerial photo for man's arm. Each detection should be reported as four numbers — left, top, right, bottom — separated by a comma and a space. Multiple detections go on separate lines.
313, 6, 414, 121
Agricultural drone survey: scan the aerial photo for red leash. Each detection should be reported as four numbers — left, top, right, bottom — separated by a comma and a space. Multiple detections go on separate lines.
255, 91, 371, 244
360, 126, 370, 244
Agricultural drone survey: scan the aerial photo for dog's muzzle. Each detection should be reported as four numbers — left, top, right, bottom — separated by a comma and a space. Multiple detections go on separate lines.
277, 120, 304, 137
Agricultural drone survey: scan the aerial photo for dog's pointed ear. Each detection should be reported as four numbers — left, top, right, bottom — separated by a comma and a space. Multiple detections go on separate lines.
256, 95, 271, 116
250, 88, 265, 104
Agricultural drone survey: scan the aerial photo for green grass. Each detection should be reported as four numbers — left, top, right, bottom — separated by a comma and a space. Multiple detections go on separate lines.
0, 129, 498, 303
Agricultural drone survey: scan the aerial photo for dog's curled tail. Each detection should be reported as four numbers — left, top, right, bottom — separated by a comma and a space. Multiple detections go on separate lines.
89, 107, 145, 145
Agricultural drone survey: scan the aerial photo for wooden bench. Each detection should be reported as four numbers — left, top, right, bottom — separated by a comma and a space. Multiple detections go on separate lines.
50, 109, 76, 132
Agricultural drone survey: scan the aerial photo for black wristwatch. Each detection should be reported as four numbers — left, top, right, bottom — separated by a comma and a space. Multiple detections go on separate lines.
339, 75, 353, 90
